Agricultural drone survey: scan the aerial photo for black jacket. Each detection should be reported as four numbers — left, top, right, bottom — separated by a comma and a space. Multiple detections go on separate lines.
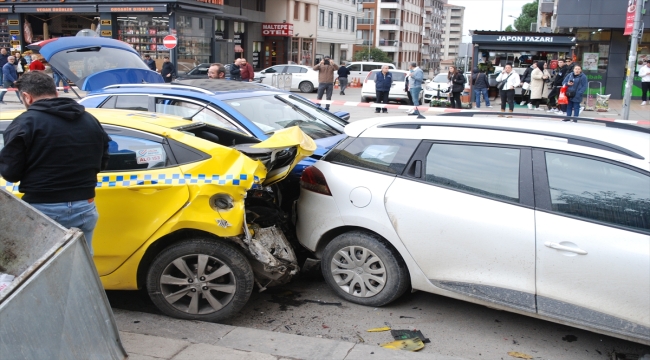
472, 72, 489, 89
230, 63, 241, 81
161, 62, 176, 79
0, 53, 7, 68
337, 66, 351, 78
0, 98, 111, 203
553, 64, 569, 87
522, 66, 534, 83
450, 73, 466, 93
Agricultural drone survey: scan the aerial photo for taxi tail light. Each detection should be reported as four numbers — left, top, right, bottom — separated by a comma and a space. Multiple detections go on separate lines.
300, 166, 331, 196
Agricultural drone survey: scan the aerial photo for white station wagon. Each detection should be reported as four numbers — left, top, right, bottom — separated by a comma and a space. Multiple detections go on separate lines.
296, 115, 650, 345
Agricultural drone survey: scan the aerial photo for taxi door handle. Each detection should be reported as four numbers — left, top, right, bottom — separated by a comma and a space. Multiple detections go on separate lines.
544, 242, 588, 255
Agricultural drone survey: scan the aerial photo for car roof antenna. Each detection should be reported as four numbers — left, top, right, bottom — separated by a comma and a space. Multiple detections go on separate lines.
416, 113, 426, 119
182, 102, 210, 120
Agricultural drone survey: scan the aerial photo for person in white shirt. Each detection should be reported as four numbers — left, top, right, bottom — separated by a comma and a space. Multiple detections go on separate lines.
639, 60, 650, 106
496, 62, 521, 115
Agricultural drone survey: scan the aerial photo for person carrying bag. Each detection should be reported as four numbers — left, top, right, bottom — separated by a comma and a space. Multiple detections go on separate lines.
562, 64, 588, 119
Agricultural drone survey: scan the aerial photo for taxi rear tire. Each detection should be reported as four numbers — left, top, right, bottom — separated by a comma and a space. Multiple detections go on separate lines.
146, 239, 254, 322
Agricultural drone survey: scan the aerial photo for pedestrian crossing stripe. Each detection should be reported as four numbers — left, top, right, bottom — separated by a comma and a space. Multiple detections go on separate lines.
1, 174, 263, 192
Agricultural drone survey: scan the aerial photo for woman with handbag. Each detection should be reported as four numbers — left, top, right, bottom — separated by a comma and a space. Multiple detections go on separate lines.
530, 61, 550, 111
562, 64, 588, 118
495, 63, 521, 116
448, 66, 465, 109
14, 52, 27, 78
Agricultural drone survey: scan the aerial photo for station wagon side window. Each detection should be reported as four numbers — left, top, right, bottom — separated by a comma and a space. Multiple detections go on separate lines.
154, 98, 242, 133
424, 144, 521, 203
105, 135, 169, 171
109, 95, 149, 111
328, 137, 419, 175
545, 152, 650, 232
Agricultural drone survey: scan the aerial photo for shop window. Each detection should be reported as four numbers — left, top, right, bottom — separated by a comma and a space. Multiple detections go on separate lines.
177, 15, 212, 66
117, 15, 170, 61
0, 18, 9, 50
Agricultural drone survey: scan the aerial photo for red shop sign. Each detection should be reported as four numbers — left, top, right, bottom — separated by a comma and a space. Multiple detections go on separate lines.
624, 0, 636, 36
262, 23, 294, 37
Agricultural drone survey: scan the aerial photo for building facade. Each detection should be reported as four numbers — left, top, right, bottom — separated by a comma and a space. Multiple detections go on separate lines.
440, 2, 464, 61
352, 0, 424, 70
216, 0, 266, 69
422, 0, 445, 73
262, 0, 318, 67
316, 0, 357, 64
547, 0, 650, 100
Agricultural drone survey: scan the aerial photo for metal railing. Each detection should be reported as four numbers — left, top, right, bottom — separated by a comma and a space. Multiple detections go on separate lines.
379, 40, 399, 46
357, 18, 374, 25
360, 39, 374, 45
379, 18, 400, 25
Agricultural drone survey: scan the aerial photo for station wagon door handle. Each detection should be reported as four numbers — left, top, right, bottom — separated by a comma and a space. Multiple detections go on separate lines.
544, 242, 588, 255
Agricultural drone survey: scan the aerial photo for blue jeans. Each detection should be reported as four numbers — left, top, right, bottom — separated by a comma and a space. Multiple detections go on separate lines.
473, 88, 490, 108
53, 72, 68, 93
410, 86, 422, 107
31, 200, 99, 254
566, 101, 580, 117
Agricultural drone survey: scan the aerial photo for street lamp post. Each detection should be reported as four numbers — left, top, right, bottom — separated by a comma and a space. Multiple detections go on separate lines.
500, 0, 505, 31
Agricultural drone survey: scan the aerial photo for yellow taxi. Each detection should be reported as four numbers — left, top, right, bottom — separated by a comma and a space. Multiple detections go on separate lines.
0, 108, 315, 322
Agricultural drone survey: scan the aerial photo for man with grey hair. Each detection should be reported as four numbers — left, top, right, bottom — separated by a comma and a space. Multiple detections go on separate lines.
407, 62, 424, 116
0, 55, 22, 105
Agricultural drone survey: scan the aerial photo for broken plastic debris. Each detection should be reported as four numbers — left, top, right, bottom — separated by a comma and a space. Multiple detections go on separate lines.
391, 330, 430, 344
0, 273, 15, 292
303, 299, 342, 306
366, 326, 391, 332
380, 338, 425, 351
507, 352, 533, 359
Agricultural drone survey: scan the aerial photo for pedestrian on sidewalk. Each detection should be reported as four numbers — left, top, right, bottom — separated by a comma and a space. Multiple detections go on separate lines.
562, 64, 588, 118
640, 60, 650, 106
496, 62, 520, 116
0, 48, 8, 85
230, 58, 242, 81
530, 61, 550, 111
14, 52, 27, 78
160, 56, 176, 83
143, 54, 157, 72
407, 62, 424, 116
448, 65, 465, 109
546, 59, 568, 113
472, 67, 491, 109
239, 58, 254, 82
337, 63, 350, 95
28, 54, 45, 72
313, 56, 339, 111
404, 72, 413, 106
0, 71, 111, 253
374, 65, 393, 113
53, 71, 69, 93
520, 62, 536, 107
0, 56, 23, 105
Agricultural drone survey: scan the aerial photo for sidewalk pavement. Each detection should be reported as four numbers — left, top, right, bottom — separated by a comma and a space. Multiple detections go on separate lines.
113, 309, 466, 360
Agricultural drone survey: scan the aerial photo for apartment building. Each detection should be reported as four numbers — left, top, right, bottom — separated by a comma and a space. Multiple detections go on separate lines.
441, 3, 464, 60
263, 0, 319, 67
352, 0, 425, 69
316, 0, 358, 63
423, 0, 446, 73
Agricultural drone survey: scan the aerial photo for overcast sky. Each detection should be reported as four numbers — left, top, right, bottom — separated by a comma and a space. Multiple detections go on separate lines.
448, 0, 532, 42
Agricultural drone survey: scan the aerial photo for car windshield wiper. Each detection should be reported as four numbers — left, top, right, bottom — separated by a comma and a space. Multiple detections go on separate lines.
67, 46, 101, 53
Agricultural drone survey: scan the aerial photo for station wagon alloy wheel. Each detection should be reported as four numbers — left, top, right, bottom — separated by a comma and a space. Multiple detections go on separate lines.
160, 254, 236, 314
330, 245, 387, 297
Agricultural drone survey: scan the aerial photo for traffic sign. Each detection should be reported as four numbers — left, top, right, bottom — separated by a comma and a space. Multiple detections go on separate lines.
163, 35, 177, 49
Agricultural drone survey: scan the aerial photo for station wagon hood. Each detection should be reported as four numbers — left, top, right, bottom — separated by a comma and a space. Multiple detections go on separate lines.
28, 37, 163, 91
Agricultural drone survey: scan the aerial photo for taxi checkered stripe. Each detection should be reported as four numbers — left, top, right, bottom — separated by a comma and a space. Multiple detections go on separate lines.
1, 174, 262, 192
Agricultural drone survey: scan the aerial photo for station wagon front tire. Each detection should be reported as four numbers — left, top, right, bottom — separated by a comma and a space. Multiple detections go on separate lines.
146, 239, 254, 322
299, 81, 315, 93
321, 231, 410, 307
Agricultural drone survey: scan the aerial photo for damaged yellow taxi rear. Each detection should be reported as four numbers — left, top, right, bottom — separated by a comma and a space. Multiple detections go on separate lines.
0, 109, 316, 321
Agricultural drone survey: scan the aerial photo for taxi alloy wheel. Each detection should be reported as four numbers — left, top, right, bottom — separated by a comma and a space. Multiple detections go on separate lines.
321, 231, 410, 307
147, 239, 254, 321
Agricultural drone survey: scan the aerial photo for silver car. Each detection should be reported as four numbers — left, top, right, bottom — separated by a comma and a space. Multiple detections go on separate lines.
296, 115, 650, 345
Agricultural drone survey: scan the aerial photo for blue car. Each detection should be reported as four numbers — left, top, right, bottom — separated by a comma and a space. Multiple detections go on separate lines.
29, 37, 350, 180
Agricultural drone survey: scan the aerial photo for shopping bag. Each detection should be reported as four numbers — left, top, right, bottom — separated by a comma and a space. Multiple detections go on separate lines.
558, 85, 569, 105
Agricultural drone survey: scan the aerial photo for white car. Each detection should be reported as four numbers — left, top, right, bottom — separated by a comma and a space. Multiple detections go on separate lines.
423, 72, 471, 103
255, 64, 319, 93
346, 62, 396, 83
360, 69, 411, 104
296, 115, 650, 345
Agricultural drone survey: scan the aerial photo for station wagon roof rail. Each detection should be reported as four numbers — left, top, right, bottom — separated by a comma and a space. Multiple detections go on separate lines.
102, 84, 214, 95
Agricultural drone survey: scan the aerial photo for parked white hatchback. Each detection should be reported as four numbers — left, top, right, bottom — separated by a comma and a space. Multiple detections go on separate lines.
296, 115, 650, 345
255, 64, 319, 93
360, 69, 411, 104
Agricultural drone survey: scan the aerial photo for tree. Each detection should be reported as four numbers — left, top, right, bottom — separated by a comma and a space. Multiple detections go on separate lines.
352, 47, 392, 63
504, 24, 515, 32
512, 0, 538, 32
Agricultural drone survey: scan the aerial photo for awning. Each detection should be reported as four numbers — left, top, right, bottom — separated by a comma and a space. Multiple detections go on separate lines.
14, 4, 98, 13
475, 44, 573, 53
216, 13, 249, 21
98, 4, 168, 13
176, 3, 223, 15
235, 45, 244, 53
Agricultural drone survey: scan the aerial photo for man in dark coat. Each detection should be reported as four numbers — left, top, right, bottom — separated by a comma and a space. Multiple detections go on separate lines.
546, 59, 569, 113
143, 54, 157, 71
230, 58, 242, 81
374, 65, 393, 113
160, 56, 176, 83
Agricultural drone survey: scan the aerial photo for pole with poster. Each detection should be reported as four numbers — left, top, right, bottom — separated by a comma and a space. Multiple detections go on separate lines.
622, 0, 644, 120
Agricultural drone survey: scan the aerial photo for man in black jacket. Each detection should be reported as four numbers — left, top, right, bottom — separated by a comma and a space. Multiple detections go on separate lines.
160, 56, 176, 83
546, 59, 568, 113
337, 64, 350, 95
0, 71, 111, 253
519, 63, 536, 107
230, 58, 242, 81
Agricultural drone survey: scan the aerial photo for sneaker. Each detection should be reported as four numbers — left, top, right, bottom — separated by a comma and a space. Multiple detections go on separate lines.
527, 104, 533, 109
579, 106, 584, 112
642, 101, 647, 105
486, 105, 493, 108
547, 109, 556, 113
340, 91, 343, 95
406, 108, 414, 114
520, 101, 526, 106
341, 92, 346, 95
535, 107, 545, 111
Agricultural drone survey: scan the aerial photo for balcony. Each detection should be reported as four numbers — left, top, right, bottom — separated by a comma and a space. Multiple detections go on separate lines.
359, 39, 374, 45
378, 18, 400, 30
357, 18, 375, 25
540, 0, 554, 14
378, 40, 400, 52
379, 0, 400, 9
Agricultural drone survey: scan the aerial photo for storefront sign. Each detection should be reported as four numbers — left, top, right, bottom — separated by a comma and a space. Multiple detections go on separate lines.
262, 23, 294, 37
0, 8, 10, 14
8, 20, 19, 25
14, 5, 98, 13
9, 30, 20, 36
97, 5, 168, 13
497, 36, 554, 43
624, 0, 636, 36
101, 20, 112, 26
101, 30, 113, 37
472, 34, 577, 45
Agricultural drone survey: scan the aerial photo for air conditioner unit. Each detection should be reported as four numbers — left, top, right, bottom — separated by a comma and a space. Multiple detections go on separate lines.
530, 23, 538, 32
